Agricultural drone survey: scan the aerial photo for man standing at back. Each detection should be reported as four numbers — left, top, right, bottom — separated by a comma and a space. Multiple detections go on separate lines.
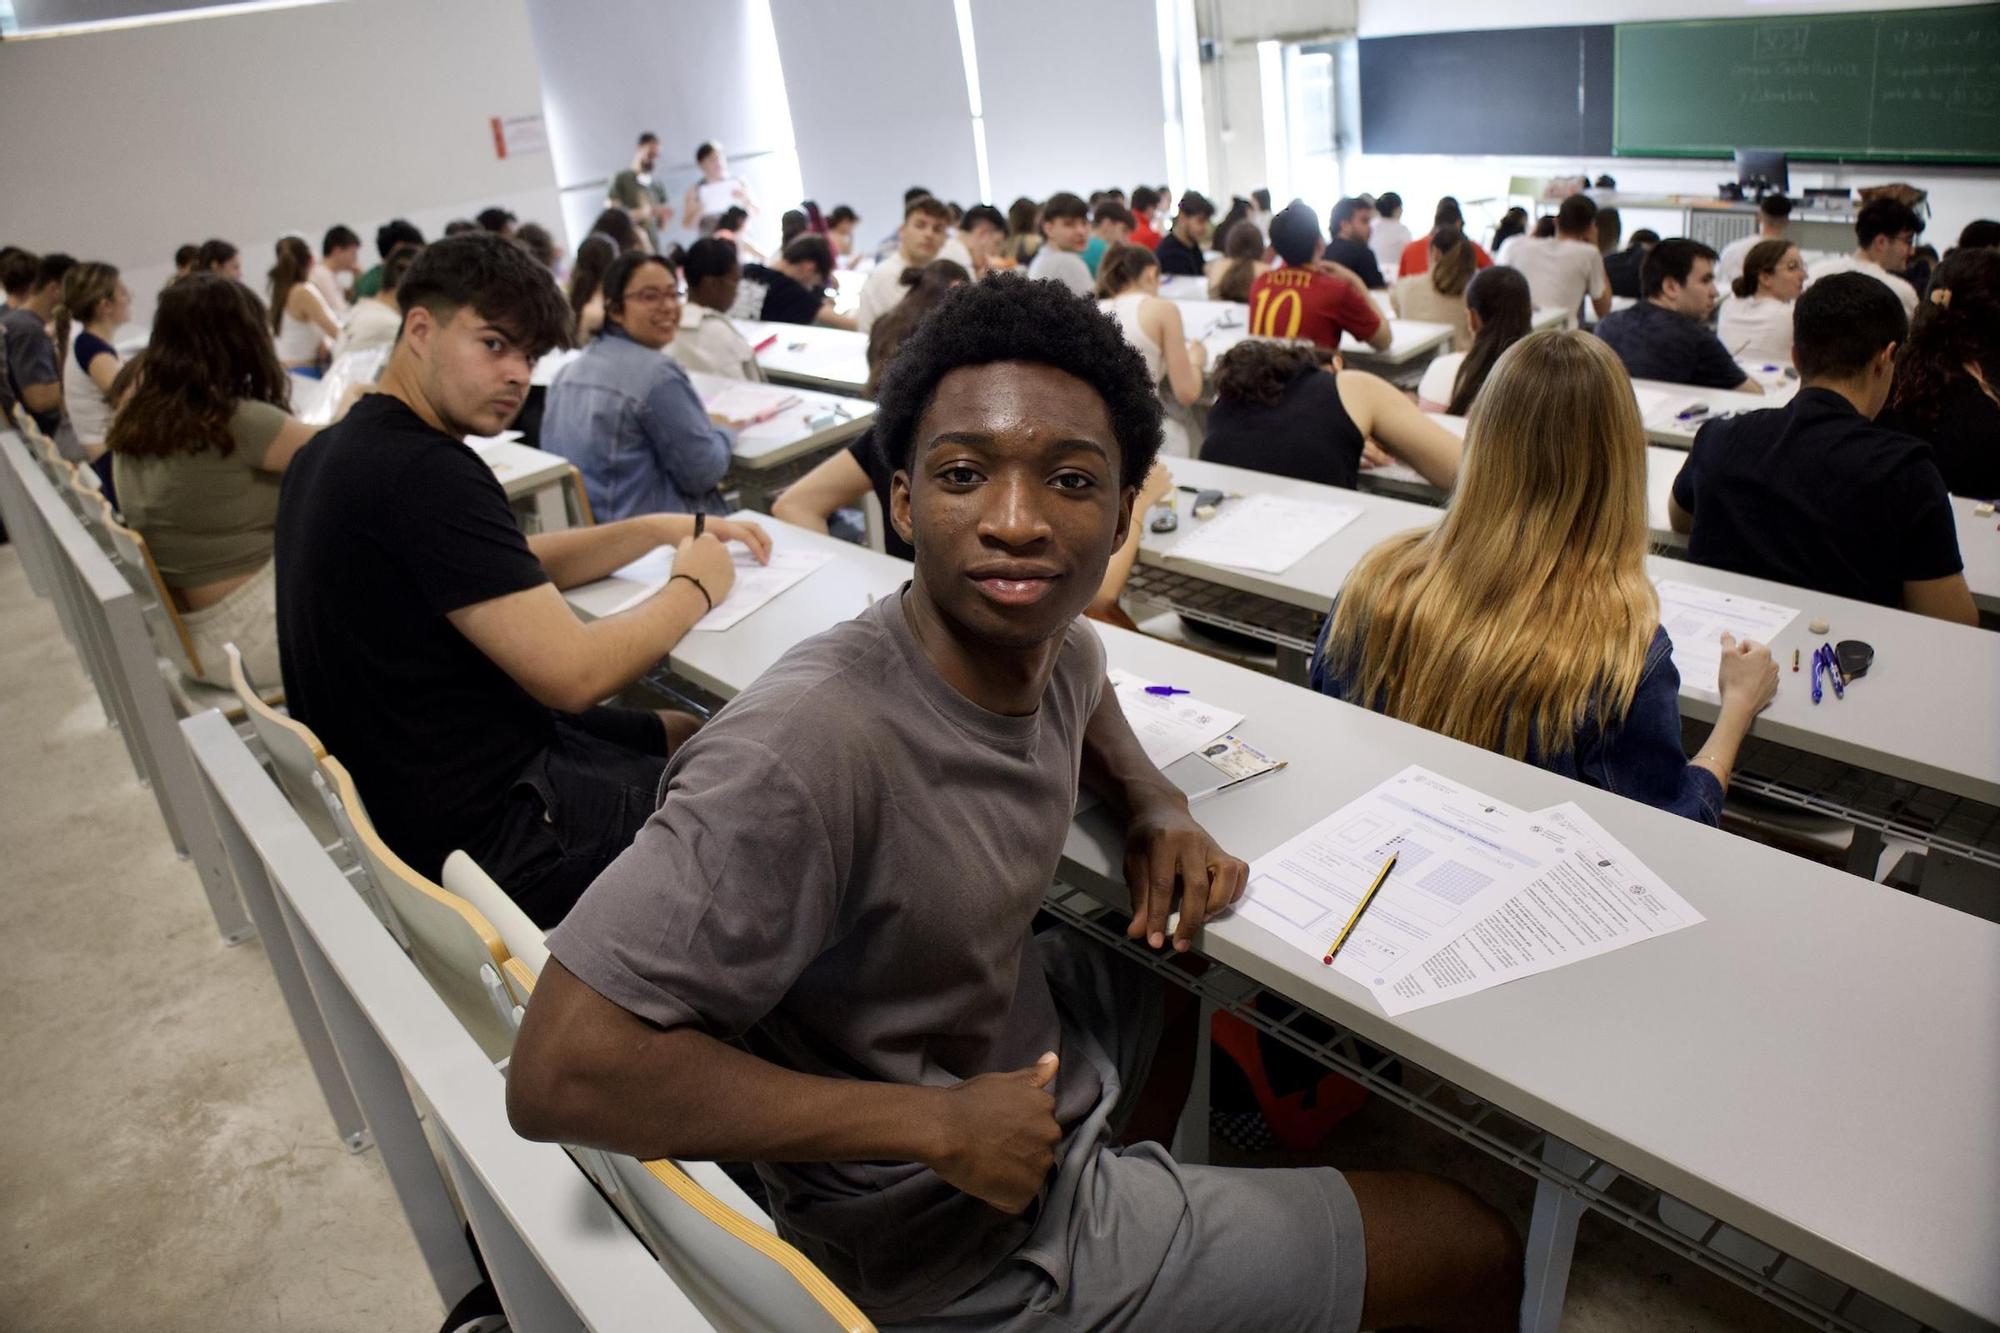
609, 132, 672, 253
1324, 197, 1388, 290
857, 195, 953, 332
275, 233, 768, 926
1505, 193, 1612, 321
1248, 202, 1390, 352
1369, 191, 1412, 277
1716, 194, 1791, 289
1152, 191, 1217, 277
1811, 197, 1923, 320
1593, 238, 1758, 392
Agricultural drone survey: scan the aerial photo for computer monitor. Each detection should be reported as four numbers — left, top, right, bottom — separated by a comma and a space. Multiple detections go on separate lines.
1735, 149, 1789, 197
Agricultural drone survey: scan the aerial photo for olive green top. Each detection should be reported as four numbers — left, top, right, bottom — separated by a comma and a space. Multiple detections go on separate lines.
112, 399, 291, 587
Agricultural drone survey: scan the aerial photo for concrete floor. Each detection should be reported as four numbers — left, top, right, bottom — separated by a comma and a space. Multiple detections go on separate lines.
0, 542, 1813, 1332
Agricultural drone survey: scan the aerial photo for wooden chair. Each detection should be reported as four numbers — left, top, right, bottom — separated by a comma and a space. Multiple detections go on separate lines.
93, 505, 260, 719
224, 644, 339, 848
499, 961, 875, 1333
564, 465, 596, 528
442, 851, 549, 977
315, 756, 520, 1062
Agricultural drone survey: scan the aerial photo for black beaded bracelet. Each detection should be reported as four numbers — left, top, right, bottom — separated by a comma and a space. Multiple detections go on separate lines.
669, 572, 712, 611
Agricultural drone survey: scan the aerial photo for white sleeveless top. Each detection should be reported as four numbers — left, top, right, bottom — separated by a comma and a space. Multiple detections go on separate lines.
62, 331, 119, 448
273, 288, 330, 366
1099, 293, 1165, 385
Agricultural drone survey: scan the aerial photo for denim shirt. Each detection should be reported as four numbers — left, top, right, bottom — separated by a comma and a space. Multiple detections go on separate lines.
1310, 617, 1724, 825
541, 325, 734, 520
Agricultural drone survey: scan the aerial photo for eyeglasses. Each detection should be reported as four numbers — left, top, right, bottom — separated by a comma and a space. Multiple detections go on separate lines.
623, 287, 683, 306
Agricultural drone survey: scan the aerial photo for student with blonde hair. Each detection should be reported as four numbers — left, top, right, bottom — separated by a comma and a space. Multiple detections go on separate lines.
1315, 330, 1778, 823
1391, 222, 1475, 350
56, 261, 130, 486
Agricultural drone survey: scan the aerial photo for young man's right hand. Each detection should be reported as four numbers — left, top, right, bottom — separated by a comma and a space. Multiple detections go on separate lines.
929, 1053, 1062, 1214
669, 533, 737, 609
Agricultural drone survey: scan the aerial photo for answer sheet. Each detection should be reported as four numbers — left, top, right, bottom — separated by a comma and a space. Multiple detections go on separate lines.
602, 547, 832, 629
1236, 766, 1555, 990
1167, 493, 1361, 573
1653, 579, 1799, 693
1106, 668, 1244, 769
1374, 803, 1705, 1016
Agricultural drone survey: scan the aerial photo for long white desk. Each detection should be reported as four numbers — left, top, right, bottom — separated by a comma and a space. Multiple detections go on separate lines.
735, 320, 871, 397
685, 370, 874, 511
467, 434, 576, 532
559, 516, 2000, 1333
1140, 457, 2000, 812
1634, 376, 1796, 449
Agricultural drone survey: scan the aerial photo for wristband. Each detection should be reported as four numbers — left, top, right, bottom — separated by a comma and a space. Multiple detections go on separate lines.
694, 513, 705, 539
669, 572, 712, 612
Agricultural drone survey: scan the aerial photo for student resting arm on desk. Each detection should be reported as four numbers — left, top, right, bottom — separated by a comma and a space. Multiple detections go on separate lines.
1669, 274, 1977, 625
1593, 238, 1759, 395
1317, 330, 1778, 824
512, 273, 1523, 1333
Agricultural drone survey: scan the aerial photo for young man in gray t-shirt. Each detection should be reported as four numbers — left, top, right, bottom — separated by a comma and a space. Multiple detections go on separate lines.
510, 276, 1522, 1330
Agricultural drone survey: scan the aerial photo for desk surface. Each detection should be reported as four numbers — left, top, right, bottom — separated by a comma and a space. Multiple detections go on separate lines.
1633, 376, 1795, 448
1146, 456, 2000, 806
563, 516, 2000, 1333
736, 320, 871, 396
465, 435, 569, 499
685, 371, 873, 469
1174, 297, 1455, 368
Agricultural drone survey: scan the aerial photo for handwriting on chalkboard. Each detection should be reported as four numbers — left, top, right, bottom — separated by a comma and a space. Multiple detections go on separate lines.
1752, 24, 1810, 60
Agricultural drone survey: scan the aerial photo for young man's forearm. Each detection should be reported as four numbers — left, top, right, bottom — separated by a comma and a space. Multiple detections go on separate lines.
1081, 690, 1184, 820
531, 514, 692, 590
566, 579, 707, 705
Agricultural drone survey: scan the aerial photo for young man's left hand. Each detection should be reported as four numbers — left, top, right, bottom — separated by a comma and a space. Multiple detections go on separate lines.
1121, 795, 1248, 953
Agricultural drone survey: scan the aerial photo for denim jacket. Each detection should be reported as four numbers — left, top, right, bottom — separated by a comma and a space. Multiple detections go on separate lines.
1310, 618, 1724, 825
541, 326, 734, 520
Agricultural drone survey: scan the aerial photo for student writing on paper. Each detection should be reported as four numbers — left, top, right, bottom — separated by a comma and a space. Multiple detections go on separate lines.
1418, 264, 1532, 414
1399, 196, 1494, 278
1879, 246, 2000, 499
542, 252, 736, 519
1152, 189, 1217, 277
1594, 239, 1760, 394
1202, 340, 1460, 491
1391, 222, 1475, 352
267, 236, 340, 376
1205, 217, 1269, 302
511, 273, 1523, 1333
730, 233, 854, 330
1716, 239, 1807, 370
1502, 193, 1612, 323
274, 235, 768, 927
1316, 331, 1778, 824
1670, 275, 1977, 624
1249, 202, 1389, 352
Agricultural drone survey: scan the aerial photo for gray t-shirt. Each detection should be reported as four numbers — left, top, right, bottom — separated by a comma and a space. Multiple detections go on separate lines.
2, 306, 58, 434
548, 591, 1110, 1322
1028, 246, 1095, 298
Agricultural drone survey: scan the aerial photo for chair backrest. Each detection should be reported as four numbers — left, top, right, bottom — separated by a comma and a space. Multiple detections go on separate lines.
502, 965, 874, 1332
317, 755, 517, 1061
442, 851, 550, 979
224, 643, 341, 848
564, 465, 596, 527
98, 511, 204, 681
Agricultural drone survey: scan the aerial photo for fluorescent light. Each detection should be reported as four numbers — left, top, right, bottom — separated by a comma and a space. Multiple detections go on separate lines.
952, 0, 992, 201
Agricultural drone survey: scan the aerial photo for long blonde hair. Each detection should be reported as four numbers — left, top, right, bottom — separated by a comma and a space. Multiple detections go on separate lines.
1320, 330, 1656, 760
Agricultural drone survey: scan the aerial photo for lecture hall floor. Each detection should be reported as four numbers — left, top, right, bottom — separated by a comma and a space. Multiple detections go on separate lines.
0, 544, 1810, 1332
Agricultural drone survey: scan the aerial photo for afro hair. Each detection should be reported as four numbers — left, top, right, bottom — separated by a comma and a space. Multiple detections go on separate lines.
872, 274, 1163, 488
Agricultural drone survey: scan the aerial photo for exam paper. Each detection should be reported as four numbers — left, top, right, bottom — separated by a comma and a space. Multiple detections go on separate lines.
1236, 766, 1554, 987
602, 547, 832, 628
1654, 579, 1798, 693
1167, 494, 1361, 573
1374, 803, 1704, 1015
1107, 668, 1244, 769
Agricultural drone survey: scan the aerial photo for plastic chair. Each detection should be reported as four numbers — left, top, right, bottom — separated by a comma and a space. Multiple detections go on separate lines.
223, 644, 342, 849
442, 851, 549, 978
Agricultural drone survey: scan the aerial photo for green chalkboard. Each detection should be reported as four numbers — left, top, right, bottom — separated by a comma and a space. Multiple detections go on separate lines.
1614, 5, 2000, 164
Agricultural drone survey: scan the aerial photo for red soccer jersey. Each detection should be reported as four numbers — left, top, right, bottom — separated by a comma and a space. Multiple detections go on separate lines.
1246, 266, 1382, 350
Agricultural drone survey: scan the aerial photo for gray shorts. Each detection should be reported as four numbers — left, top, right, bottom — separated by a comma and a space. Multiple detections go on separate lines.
892, 931, 1368, 1332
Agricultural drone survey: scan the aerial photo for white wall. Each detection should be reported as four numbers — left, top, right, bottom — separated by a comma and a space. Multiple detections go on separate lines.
1198, 0, 1358, 212
520, 0, 802, 255
0, 0, 561, 328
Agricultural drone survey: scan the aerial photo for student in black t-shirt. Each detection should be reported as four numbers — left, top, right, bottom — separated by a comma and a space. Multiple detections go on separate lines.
1603, 228, 1657, 301
730, 234, 855, 329
1323, 197, 1387, 290
275, 233, 774, 926
1152, 190, 1216, 277
1668, 272, 1975, 624
1593, 239, 1758, 393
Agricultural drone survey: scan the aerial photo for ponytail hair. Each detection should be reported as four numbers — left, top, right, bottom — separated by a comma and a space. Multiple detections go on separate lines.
1428, 224, 1474, 298
1732, 239, 1796, 300
1210, 221, 1265, 302
57, 261, 121, 376
1447, 265, 1533, 417
1093, 241, 1160, 299
267, 236, 313, 335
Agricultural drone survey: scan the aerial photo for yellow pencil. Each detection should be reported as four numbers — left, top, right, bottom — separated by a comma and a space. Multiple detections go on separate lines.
1322, 852, 1399, 965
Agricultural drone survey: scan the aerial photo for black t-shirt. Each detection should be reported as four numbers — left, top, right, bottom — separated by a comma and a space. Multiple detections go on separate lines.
737, 263, 825, 325
1670, 387, 1963, 608
1153, 231, 1206, 277
1201, 366, 1365, 490
1324, 236, 1387, 290
1604, 246, 1646, 299
846, 425, 914, 561
274, 395, 553, 878
1593, 300, 1745, 390
1878, 375, 2000, 501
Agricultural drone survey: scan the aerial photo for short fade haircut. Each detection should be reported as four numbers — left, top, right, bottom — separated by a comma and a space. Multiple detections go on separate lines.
873, 274, 1163, 488
1176, 190, 1216, 220
1093, 201, 1135, 229
1856, 197, 1923, 248
1641, 238, 1718, 298
35, 253, 77, 292
1759, 193, 1794, 221
1793, 272, 1907, 382
1329, 196, 1373, 232
1040, 192, 1089, 224
0, 247, 38, 298
904, 195, 951, 223
322, 224, 361, 254
376, 219, 424, 260
680, 237, 740, 283
396, 232, 573, 358
961, 203, 1007, 234
780, 234, 835, 281
1555, 193, 1598, 235
1375, 191, 1403, 217
1131, 185, 1161, 213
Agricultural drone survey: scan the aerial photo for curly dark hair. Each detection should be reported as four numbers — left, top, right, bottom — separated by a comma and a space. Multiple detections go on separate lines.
872, 274, 1163, 487
1212, 339, 1333, 408
106, 273, 290, 460
1887, 246, 2000, 429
